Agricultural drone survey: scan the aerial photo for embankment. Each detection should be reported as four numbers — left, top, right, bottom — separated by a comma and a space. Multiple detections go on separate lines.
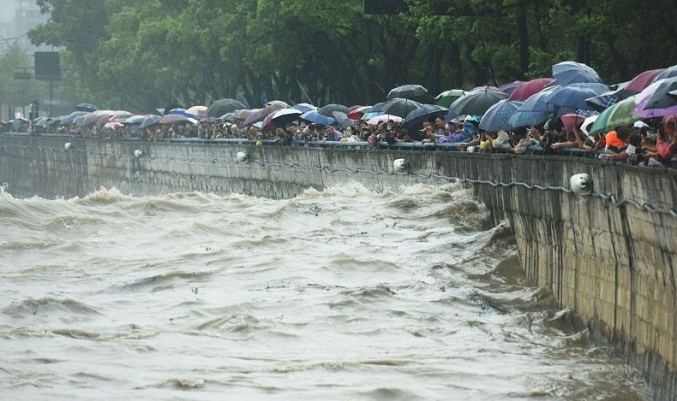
1, 134, 676, 399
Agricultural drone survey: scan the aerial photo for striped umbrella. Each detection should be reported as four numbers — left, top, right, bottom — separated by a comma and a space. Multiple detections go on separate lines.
478, 100, 523, 132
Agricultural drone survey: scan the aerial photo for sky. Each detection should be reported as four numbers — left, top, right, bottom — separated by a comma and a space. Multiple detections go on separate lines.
0, 0, 16, 23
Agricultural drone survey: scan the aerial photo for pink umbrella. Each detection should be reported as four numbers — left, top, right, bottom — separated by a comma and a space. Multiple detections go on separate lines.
560, 113, 586, 134
508, 78, 555, 101
104, 121, 123, 130
367, 114, 403, 126
625, 69, 666, 92
159, 114, 191, 125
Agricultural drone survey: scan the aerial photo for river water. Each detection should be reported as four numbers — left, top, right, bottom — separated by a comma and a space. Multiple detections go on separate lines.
0, 183, 652, 400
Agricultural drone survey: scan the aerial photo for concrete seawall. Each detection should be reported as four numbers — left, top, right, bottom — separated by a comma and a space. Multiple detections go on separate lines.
1, 134, 676, 399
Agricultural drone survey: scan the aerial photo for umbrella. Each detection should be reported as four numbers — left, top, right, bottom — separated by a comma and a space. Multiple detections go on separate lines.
508, 91, 554, 128
207, 98, 247, 117
478, 100, 523, 132
300, 111, 335, 126
387, 84, 428, 100
266, 100, 290, 108
580, 115, 598, 138
123, 115, 146, 125
75, 102, 99, 112
401, 104, 448, 132
233, 109, 255, 120
186, 105, 208, 118
560, 113, 587, 134
652, 65, 677, 83
447, 89, 508, 119
318, 103, 351, 117
332, 111, 355, 129
104, 121, 123, 130
347, 106, 371, 121
589, 96, 641, 135
552, 61, 604, 85
292, 103, 317, 113
625, 69, 666, 92
159, 114, 192, 125
220, 113, 237, 123
367, 114, 403, 126
58, 111, 89, 125
498, 81, 524, 96
637, 77, 677, 110
508, 78, 555, 101
242, 103, 286, 126
669, 90, 677, 101
632, 96, 677, 119
271, 108, 302, 122
434, 89, 465, 107
139, 115, 161, 129
262, 108, 302, 129
81, 110, 113, 126
372, 97, 423, 119
545, 85, 607, 111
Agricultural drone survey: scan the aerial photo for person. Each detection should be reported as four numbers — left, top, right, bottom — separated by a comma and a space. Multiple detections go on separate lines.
599, 131, 645, 164
511, 127, 538, 154
604, 126, 631, 154
655, 115, 677, 166
366, 129, 380, 149
433, 116, 447, 136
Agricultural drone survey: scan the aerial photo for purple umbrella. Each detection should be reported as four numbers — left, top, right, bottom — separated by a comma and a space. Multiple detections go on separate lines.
498, 81, 524, 97
242, 103, 286, 126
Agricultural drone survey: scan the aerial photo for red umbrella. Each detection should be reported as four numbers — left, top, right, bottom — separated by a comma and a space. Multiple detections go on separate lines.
347, 106, 370, 121
508, 78, 555, 101
560, 113, 586, 134
625, 68, 666, 92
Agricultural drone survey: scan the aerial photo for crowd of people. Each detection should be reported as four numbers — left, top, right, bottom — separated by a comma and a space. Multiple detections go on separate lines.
7, 108, 672, 168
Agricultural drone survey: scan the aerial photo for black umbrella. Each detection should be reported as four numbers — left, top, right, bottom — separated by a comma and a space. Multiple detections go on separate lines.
318, 103, 351, 117
75, 102, 99, 112
401, 104, 448, 131
372, 98, 423, 119
139, 115, 162, 129
447, 90, 508, 118
207, 98, 247, 117
332, 111, 355, 129
387, 84, 428, 100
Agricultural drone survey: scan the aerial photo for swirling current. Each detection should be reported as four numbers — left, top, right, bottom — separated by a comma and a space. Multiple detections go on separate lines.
0, 183, 652, 400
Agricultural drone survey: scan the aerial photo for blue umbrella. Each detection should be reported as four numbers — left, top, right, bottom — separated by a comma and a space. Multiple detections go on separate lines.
545, 85, 606, 111
401, 104, 448, 132
300, 110, 335, 126
478, 100, 523, 132
292, 103, 317, 113
508, 91, 554, 128
552, 61, 604, 85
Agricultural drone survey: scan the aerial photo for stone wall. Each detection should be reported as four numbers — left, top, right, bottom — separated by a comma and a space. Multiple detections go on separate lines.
1, 134, 676, 400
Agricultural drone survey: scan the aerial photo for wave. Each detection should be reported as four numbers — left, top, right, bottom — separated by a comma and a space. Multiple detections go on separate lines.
112, 269, 215, 293
2, 297, 100, 319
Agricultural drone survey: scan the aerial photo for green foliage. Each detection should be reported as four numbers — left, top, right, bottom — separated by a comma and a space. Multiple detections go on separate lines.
25, 0, 677, 112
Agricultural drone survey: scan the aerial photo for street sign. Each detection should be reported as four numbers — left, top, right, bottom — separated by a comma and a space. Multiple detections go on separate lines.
34, 52, 61, 81
13, 72, 31, 80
